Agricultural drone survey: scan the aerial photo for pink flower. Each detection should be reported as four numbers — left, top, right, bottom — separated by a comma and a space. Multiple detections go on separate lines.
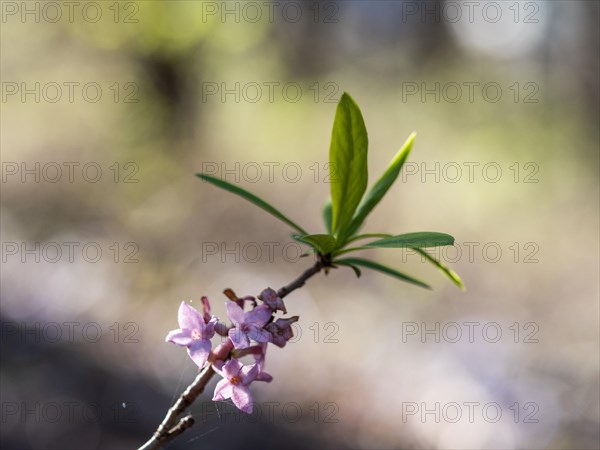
226, 302, 272, 349
212, 359, 272, 413
166, 301, 217, 368
230, 343, 272, 385
265, 316, 299, 348
258, 287, 287, 313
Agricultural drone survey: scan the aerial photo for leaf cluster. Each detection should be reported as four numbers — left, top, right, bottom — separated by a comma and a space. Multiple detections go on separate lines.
197, 93, 463, 290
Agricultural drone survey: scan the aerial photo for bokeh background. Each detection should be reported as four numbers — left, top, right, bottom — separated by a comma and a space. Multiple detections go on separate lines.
1, 1, 599, 449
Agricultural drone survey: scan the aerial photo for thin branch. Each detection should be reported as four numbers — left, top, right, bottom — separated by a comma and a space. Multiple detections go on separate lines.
138, 365, 214, 450
138, 260, 324, 450
277, 260, 324, 299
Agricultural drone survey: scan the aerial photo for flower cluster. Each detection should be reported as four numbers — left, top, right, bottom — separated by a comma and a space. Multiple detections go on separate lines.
166, 288, 298, 413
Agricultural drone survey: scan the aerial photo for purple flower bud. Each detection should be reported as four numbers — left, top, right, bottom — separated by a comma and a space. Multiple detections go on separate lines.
200, 296, 212, 323
265, 316, 299, 348
258, 287, 287, 314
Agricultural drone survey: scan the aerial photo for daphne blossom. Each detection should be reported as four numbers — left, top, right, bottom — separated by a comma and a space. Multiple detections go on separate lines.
226, 302, 272, 349
212, 359, 272, 413
166, 289, 299, 414
166, 301, 217, 368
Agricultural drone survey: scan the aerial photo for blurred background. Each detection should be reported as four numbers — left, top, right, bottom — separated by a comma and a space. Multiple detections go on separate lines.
1, 1, 599, 449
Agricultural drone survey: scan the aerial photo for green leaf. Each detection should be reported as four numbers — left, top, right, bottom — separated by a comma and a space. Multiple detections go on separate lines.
323, 200, 333, 234
415, 248, 465, 290
334, 257, 431, 290
329, 92, 368, 238
344, 132, 416, 238
294, 234, 337, 254
364, 232, 455, 249
332, 232, 454, 257
334, 260, 362, 278
345, 233, 392, 244
197, 173, 307, 234
291, 233, 318, 252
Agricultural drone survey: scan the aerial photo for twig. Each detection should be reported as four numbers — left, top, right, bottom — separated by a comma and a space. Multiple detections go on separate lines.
137, 260, 324, 450
277, 259, 324, 299
138, 365, 214, 450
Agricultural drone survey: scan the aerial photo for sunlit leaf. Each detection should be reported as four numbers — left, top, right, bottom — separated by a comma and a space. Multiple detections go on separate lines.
291, 233, 318, 252
323, 200, 333, 234
364, 232, 455, 249
294, 234, 337, 254
345, 233, 392, 244
329, 92, 368, 239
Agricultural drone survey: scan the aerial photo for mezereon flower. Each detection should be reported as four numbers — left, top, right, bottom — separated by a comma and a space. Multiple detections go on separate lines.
226, 301, 272, 349
212, 358, 272, 414
166, 301, 217, 368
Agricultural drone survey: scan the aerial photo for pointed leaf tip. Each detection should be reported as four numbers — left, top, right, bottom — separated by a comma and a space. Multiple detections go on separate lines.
415, 248, 465, 290
365, 232, 455, 249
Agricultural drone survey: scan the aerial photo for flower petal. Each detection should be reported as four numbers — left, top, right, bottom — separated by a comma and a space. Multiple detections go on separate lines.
247, 326, 272, 344
213, 379, 233, 401
187, 339, 211, 368
275, 316, 299, 328
244, 305, 272, 328
178, 302, 204, 332
240, 363, 259, 384
271, 334, 286, 348
226, 301, 245, 325
221, 359, 243, 380
231, 385, 253, 414
228, 327, 250, 349
165, 329, 192, 346
256, 372, 273, 383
